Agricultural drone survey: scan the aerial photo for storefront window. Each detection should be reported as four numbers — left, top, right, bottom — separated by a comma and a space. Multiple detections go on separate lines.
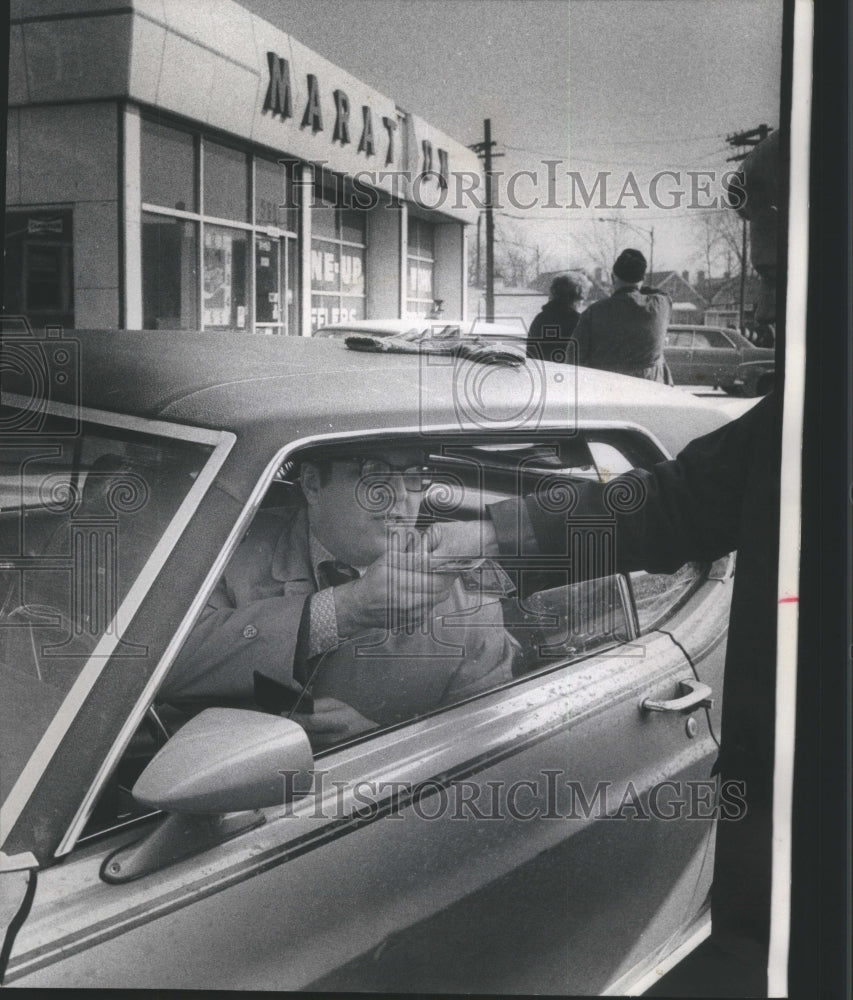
340, 208, 366, 244
311, 192, 338, 240
310, 186, 367, 331
141, 120, 197, 212
407, 216, 435, 316
140, 116, 297, 334
311, 294, 364, 328
203, 140, 250, 222
3, 209, 75, 330
142, 213, 199, 329
256, 158, 296, 232
203, 225, 248, 330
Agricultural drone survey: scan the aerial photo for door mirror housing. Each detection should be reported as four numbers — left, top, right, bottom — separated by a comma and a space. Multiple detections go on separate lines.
132, 707, 314, 814
101, 709, 314, 884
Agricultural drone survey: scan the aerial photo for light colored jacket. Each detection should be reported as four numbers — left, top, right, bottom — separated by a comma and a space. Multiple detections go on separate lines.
165, 506, 519, 723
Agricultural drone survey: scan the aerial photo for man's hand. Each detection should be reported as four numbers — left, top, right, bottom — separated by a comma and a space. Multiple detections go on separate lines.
291, 696, 376, 749
422, 518, 499, 561
334, 526, 461, 636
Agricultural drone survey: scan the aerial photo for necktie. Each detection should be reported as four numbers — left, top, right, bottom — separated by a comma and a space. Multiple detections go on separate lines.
319, 561, 360, 587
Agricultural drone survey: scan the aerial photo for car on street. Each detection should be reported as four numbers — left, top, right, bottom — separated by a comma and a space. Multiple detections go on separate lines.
664, 324, 775, 396
2, 328, 732, 993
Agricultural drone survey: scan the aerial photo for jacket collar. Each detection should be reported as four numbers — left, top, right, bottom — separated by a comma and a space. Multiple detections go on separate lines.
271, 505, 313, 583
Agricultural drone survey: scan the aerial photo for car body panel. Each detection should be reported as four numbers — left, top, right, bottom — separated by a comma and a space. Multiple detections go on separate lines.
664, 325, 774, 394
2, 329, 732, 993
6, 624, 726, 991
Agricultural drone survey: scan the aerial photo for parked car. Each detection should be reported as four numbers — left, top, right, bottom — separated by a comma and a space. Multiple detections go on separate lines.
664, 324, 775, 396
1, 329, 732, 993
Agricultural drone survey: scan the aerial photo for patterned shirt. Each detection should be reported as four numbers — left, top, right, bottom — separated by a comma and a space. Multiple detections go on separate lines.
307, 533, 364, 658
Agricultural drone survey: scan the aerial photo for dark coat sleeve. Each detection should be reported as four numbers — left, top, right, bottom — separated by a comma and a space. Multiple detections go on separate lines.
526, 310, 545, 359
572, 311, 591, 365
488, 394, 773, 575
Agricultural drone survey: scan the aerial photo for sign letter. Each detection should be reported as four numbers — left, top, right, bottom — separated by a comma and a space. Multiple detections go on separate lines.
437, 148, 449, 190
358, 106, 375, 156
421, 140, 433, 177
382, 115, 397, 166
263, 52, 293, 120
333, 89, 351, 145
301, 74, 324, 133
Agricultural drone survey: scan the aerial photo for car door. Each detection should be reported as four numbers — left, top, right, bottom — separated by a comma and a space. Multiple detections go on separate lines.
1, 425, 730, 995
664, 329, 695, 383
690, 328, 738, 389
3, 593, 726, 994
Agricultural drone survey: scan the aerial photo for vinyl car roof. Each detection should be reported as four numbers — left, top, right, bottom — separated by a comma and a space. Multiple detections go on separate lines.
315, 317, 526, 338
6, 329, 726, 458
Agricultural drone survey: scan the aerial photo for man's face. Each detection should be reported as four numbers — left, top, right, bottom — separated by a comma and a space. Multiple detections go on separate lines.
302, 448, 426, 566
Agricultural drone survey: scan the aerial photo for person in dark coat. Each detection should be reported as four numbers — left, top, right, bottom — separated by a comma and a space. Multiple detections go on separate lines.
425, 129, 783, 994
526, 274, 585, 364
573, 249, 673, 382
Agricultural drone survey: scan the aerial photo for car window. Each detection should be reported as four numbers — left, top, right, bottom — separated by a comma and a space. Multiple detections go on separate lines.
665, 330, 689, 347
693, 329, 731, 349
629, 562, 705, 632
0, 409, 218, 807
277, 435, 636, 749
151, 429, 699, 759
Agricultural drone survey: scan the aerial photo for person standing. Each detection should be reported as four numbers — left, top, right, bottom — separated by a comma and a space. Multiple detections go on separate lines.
525, 274, 585, 364
574, 248, 673, 382
425, 129, 785, 994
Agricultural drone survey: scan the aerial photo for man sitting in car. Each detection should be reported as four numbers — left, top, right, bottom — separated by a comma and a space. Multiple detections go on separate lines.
164, 445, 519, 744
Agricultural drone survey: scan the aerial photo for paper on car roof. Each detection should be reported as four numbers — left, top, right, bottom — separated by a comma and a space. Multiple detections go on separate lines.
344, 331, 525, 367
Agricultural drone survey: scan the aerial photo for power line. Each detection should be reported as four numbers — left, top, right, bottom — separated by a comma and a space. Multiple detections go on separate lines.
498, 144, 734, 169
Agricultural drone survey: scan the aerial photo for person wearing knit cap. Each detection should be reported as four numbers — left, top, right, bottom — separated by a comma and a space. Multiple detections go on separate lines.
526, 273, 586, 364
572, 248, 673, 382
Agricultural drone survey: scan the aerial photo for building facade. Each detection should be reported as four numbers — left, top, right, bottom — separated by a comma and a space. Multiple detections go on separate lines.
5, 0, 481, 335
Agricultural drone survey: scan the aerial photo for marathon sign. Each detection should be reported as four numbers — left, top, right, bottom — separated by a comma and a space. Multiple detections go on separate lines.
262, 50, 448, 188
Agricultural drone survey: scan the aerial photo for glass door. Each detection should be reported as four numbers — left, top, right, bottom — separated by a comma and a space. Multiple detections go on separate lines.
255, 235, 299, 335
254, 235, 281, 334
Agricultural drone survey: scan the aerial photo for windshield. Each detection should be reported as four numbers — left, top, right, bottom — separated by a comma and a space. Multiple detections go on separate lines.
0, 409, 218, 807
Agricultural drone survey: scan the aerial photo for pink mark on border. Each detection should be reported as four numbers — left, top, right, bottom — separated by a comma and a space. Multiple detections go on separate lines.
778, 596, 799, 604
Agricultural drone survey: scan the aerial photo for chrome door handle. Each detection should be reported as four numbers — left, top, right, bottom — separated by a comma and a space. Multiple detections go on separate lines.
641, 678, 714, 714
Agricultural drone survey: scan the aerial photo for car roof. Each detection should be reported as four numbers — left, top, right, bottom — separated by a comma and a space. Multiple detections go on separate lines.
315, 318, 459, 336
668, 324, 737, 335
4, 329, 727, 475
316, 317, 526, 338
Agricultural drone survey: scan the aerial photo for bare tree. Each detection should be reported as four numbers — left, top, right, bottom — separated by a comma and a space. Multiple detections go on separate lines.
493, 220, 543, 287
575, 220, 624, 278
689, 208, 747, 287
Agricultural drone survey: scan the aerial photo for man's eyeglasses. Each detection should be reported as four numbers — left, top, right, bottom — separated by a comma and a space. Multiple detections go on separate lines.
352, 457, 432, 493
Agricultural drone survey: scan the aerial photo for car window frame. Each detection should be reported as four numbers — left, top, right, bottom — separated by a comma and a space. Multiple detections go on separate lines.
0, 393, 236, 859
58, 418, 675, 856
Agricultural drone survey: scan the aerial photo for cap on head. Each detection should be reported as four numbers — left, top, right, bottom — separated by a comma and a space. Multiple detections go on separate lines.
612, 248, 647, 284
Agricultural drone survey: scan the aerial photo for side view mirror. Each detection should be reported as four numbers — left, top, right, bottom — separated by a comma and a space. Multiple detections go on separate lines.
102, 708, 313, 883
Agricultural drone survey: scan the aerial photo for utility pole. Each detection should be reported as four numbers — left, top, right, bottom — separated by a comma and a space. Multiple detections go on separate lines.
476, 212, 482, 286
469, 120, 503, 322
726, 124, 771, 332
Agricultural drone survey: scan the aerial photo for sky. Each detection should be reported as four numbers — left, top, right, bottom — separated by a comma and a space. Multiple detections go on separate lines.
242, 0, 785, 280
